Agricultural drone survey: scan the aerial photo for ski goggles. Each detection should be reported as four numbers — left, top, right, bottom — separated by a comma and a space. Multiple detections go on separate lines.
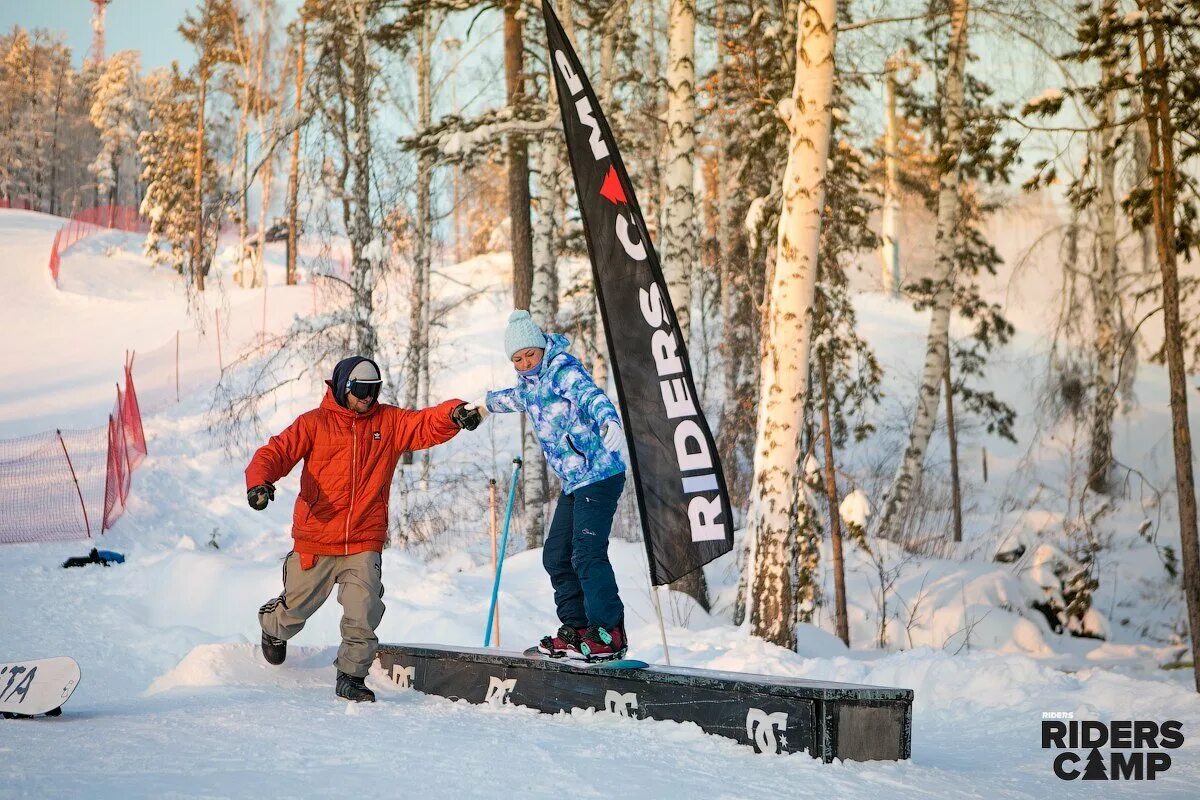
346, 378, 382, 401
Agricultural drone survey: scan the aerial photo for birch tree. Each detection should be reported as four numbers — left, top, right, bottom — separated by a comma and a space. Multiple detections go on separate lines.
875, 0, 969, 541
660, 0, 697, 339
747, 0, 837, 649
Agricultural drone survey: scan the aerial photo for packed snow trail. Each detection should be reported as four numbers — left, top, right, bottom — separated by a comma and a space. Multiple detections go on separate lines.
3, 537, 1199, 799
3, 209, 1200, 798
0, 209, 313, 437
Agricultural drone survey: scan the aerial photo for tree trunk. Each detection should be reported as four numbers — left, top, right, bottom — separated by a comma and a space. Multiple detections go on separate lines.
504, 0, 533, 310
1135, 0, 1200, 693
525, 15, 565, 548
349, 0, 375, 359
254, 0, 273, 291
407, 2, 431, 407
286, 15, 305, 286
747, 0, 837, 649
876, 0, 968, 541
49, 60, 63, 216
660, 0, 696, 339
880, 54, 901, 297
818, 349, 848, 645
665, 0, 708, 622
531, 137, 560, 326
943, 351, 963, 543
1089, 4, 1118, 495
239, 126, 250, 287
193, 64, 208, 293
522, 418, 548, 548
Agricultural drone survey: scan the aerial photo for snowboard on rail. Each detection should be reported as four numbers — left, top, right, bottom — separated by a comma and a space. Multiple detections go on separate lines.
522, 647, 648, 670
1, 657, 80, 718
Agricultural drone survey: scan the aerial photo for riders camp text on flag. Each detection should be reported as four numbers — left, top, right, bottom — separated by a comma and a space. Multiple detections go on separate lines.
542, 0, 734, 584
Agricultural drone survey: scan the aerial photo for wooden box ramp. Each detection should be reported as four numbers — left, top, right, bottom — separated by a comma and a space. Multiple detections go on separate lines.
375, 644, 912, 762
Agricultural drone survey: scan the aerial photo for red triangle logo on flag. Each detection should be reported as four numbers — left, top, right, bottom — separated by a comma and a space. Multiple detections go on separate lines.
599, 166, 627, 205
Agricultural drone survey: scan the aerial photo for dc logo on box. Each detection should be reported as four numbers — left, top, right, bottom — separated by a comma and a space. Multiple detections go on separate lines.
389, 665, 415, 689
746, 708, 788, 754
604, 690, 638, 717
485, 676, 516, 706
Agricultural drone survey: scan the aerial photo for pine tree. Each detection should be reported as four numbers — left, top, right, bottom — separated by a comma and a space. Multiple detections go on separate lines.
179, 0, 241, 293
139, 66, 215, 278
89, 50, 144, 207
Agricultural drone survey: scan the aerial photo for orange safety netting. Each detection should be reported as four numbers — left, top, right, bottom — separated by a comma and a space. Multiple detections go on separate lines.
48, 204, 149, 285
0, 364, 147, 544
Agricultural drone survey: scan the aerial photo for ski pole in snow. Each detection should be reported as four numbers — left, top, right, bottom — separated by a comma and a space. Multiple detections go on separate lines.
484, 457, 522, 648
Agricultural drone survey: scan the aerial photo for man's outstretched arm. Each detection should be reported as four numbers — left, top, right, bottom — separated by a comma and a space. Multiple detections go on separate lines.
393, 398, 470, 454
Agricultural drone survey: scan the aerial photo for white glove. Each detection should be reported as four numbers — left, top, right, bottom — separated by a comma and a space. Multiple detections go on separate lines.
601, 421, 623, 451
466, 396, 490, 420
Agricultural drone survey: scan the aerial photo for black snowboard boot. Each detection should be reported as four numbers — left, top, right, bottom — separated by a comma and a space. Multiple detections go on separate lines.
336, 671, 376, 703
261, 631, 287, 665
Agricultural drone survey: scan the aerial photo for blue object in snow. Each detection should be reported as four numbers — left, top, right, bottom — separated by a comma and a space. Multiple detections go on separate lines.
484, 458, 522, 648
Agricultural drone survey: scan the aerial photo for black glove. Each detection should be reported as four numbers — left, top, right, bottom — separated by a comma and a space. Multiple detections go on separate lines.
450, 402, 483, 431
247, 483, 275, 511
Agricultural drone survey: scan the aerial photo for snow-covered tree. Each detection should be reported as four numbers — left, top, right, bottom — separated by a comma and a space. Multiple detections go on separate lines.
179, 0, 241, 293
139, 66, 215, 279
88, 50, 144, 206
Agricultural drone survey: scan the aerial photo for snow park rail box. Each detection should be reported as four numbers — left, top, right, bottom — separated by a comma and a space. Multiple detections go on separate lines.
375, 644, 913, 761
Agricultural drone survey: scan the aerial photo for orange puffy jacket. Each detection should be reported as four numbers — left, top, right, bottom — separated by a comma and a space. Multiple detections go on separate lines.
245, 388, 464, 556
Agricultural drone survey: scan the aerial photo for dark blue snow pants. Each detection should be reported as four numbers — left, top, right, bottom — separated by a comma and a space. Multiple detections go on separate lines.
542, 472, 626, 629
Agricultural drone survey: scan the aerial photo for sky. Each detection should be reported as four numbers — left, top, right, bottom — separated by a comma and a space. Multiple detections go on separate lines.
0, 0, 295, 71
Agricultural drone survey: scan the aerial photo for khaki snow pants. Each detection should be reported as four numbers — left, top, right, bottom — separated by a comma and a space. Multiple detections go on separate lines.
258, 550, 385, 678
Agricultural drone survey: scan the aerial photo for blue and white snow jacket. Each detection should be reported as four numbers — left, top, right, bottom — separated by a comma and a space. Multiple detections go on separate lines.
486, 333, 625, 495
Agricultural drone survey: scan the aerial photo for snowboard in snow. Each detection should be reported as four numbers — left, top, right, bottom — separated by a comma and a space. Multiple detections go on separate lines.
522, 647, 648, 670
0, 657, 80, 718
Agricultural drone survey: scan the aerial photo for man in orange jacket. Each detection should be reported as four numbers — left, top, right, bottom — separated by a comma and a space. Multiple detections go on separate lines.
246, 356, 481, 702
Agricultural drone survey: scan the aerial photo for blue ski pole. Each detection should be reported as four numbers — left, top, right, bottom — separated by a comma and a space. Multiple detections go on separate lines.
484, 457, 522, 647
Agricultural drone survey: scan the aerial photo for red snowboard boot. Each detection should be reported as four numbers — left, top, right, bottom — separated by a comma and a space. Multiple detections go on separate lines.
577, 624, 628, 662
536, 625, 587, 658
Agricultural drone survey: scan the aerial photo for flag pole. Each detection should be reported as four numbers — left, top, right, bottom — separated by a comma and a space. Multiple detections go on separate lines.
651, 583, 672, 666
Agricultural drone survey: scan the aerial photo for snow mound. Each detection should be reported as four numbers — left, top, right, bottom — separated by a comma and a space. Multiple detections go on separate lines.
146, 642, 339, 695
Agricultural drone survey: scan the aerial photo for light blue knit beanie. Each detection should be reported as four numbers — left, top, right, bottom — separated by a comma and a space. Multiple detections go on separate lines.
504, 309, 547, 358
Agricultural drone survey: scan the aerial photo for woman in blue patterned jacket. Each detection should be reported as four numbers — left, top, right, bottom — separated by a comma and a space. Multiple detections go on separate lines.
469, 310, 629, 661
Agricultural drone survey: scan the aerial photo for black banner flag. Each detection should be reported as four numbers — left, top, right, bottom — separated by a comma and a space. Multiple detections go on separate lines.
542, 0, 734, 585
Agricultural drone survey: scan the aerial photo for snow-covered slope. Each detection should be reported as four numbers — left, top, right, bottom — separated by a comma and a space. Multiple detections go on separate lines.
2, 208, 1199, 798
